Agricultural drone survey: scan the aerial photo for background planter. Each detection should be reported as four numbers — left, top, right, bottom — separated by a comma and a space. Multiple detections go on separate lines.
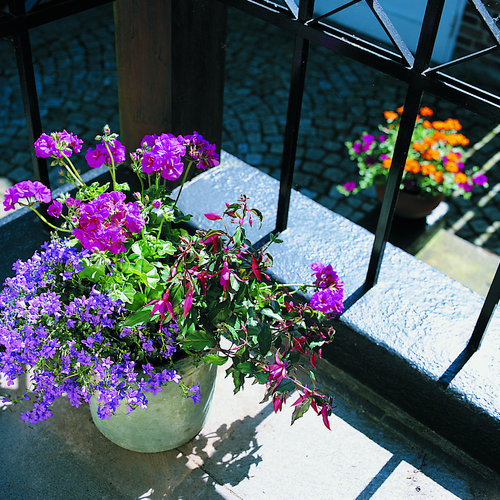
90, 357, 217, 453
375, 183, 444, 219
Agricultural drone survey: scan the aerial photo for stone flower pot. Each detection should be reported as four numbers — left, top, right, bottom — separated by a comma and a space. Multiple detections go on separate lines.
90, 357, 217, 453
375, 183, 444, 219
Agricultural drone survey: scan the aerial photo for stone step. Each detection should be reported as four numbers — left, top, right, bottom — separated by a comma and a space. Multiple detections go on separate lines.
416, 229, 500, 298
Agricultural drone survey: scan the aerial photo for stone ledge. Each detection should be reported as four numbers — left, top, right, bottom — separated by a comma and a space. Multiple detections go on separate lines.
0, 152, 498, 473
177, 151, 500, 473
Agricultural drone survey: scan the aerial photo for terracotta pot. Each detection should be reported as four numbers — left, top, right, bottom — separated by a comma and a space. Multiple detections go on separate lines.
374, 183, 444, 219
90, 356, 217, 453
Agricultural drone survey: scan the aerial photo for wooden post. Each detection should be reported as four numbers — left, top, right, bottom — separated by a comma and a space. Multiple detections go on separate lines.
113, 0, 227, 157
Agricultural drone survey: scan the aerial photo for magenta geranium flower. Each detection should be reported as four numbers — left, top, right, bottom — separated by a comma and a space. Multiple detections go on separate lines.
72, 191, 145, 254
34, 133, 57, 158
47, 200, 63, 218
310, 289, 343, 314
3, 180, 51, 212
85, 140, 126, 169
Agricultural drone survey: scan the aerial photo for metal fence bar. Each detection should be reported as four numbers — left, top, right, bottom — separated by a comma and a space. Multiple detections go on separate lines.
364, 87, 423, 288
4, 0, 116, 190
275, 0, 314, 233
9, 0, 48, 189
0, 0, 115, 37
222, 0, 500, 121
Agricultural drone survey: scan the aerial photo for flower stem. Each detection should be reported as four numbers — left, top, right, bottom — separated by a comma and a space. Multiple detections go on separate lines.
30, 207, 71, 232
104, 141, 117, 190
173, 160, 193, 208
61, 153, 86, 187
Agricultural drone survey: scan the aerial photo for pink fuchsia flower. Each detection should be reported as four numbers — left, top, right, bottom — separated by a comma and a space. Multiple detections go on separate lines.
343, 181, 356, 192
204, 212, 222, 221
47, 200, 63, 218
149, 290, 176, 323
272, 393, 286, 413
321, 405, 331, 430
203, 233, 220, 252
292, 390, 331, 430
267, 351, 288, 388
220, 260, 230, 290
183, 287, 194, 318
251, 256, 261, 281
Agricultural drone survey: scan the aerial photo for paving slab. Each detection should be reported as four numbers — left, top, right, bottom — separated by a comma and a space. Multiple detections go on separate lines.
1, 361, 499, 500
416, 229, 500, 297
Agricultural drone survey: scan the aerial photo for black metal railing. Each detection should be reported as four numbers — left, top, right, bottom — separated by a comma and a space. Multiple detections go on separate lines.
219, 0, 500, 366
3, 0, 500, 376
1, 0, 115, 190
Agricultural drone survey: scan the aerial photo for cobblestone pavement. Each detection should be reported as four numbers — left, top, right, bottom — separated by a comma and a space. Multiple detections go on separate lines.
1, 4, 500, 254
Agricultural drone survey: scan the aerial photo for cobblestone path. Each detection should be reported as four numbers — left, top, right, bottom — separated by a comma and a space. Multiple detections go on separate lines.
1, 4, 499, 254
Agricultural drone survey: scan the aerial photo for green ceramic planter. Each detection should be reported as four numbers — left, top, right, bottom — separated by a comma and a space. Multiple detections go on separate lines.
90, 357, 217, 453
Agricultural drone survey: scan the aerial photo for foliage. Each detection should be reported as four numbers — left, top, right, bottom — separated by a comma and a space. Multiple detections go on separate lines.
0, 126, 344, 430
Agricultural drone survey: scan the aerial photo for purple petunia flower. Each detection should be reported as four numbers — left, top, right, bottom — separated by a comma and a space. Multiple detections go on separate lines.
362, 134, 375, 145
343, 181, 356, 192
472, 173, 488, 186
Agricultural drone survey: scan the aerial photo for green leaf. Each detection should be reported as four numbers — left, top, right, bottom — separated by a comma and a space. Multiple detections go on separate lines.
155, 240, 176, 256
291, 399, 311, 425
202, 354, 228, 366
257, 324, 272, 357
261, 307, 282, 322
250, 208, 263, 227
80, 264, 106, 282
229, 273, 241, 292
113, 283, 136, 304
183, 330, 217, 351
233, 226, 244, 247
121, 305, 153, 327
130, 258, 160, 289
269, 233, 283, 244
236, 361, 254, 374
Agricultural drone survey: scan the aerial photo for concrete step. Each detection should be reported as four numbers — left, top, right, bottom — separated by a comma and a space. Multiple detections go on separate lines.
416, 229, 500, 297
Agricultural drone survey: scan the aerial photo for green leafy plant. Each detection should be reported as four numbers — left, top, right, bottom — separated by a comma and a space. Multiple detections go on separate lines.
338, 106, 488, 198
1, 126, 344, 429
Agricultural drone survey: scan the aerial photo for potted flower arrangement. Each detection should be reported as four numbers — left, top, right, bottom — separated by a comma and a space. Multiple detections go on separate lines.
0, 126, 344, 452
338, 106, 488, 218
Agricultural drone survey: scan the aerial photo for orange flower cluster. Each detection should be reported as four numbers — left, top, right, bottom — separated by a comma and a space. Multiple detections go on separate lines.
381, 107, 471, 184
342, 104, 487, 200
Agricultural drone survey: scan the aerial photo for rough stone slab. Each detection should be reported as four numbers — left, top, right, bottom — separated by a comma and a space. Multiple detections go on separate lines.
177, 151, 500, 472
2, 365, 498, 499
